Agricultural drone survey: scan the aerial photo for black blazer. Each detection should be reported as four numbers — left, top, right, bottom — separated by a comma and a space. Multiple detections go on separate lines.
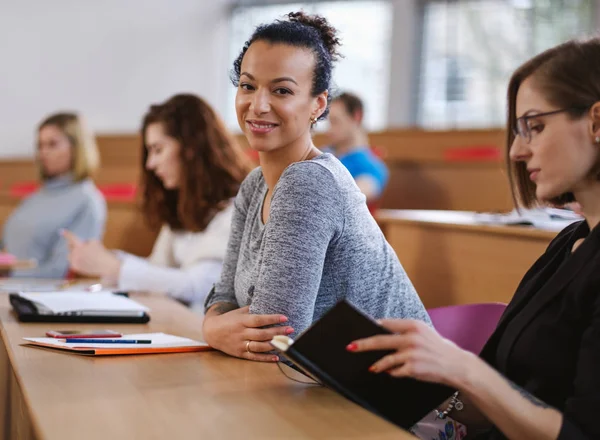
478, 220, 600, 439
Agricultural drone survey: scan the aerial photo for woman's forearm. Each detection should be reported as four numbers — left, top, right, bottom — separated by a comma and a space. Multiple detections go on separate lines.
456, 354, 562, 440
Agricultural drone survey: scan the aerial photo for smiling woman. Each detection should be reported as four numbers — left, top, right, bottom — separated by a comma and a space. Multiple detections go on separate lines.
202, 12, 430, 363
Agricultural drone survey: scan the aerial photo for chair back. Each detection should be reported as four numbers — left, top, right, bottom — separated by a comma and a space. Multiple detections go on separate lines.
428, 303, 507, 354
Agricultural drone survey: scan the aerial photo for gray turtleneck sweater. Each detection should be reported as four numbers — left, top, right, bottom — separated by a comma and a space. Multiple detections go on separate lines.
2, 175, 106, 278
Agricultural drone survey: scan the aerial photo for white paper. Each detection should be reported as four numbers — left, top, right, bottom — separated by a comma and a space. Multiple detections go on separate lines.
18, 291, 149, 314
474, 207, 582, 231
0, 281, 67, 293
23, 332, 208, 349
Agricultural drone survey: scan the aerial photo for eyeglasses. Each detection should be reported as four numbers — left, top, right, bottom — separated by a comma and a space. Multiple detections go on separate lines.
276, 360, 322, 386
513, 107, 587, 144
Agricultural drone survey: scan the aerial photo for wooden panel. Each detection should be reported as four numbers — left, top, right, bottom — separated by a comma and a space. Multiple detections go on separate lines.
381, 163, 513, 211
0, 161, 38, 190
377, 210, 556, 308
239, 128, 511, 211
0, 294, 410, 440
0, 128, 512, 212
365, 128, 506, 163
237, 128, 507, 163
101, 201, 159, 257
96, 134, 141, 167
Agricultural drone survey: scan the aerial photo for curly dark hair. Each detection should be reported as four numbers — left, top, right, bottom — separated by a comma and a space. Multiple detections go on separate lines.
141, 94, 252, 232
231, 11, 342, 121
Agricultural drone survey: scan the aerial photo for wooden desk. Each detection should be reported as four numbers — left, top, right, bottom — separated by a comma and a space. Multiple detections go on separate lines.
377, 210, 559, 308
0, 293, 410, 439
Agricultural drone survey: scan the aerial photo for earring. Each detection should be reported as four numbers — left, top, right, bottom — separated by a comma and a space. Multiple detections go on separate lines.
310, 116, 317, 126
595, 136, 600, 144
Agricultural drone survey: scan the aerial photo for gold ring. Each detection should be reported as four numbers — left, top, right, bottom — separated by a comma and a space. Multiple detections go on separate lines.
245, 340, 252, 353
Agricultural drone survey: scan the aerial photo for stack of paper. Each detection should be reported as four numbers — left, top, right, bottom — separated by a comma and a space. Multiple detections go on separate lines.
474, 207, 582, 231
23, 332, 211, 356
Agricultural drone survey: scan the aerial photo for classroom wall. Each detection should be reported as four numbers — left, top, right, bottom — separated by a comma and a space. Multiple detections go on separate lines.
0, 0, 231, 158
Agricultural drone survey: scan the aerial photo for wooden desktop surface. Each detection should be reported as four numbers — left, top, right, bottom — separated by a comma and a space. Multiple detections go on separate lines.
0, 293, 411, 440
377, 210, 559, 308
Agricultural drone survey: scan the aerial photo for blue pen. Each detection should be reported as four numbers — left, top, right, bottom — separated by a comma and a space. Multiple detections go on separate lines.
63, 339, 152, 344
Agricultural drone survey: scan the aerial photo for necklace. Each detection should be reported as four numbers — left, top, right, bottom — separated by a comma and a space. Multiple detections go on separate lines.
299, 143, 315, 162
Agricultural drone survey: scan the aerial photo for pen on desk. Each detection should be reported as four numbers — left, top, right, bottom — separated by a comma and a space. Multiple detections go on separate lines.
62, 339, 152, 344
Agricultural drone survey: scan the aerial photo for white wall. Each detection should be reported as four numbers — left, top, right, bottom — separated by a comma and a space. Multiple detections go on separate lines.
386, 0, 420, 127
0, 0, 231, 158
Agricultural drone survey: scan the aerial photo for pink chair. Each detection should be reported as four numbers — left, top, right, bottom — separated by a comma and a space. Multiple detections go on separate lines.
428, 303, 507, 355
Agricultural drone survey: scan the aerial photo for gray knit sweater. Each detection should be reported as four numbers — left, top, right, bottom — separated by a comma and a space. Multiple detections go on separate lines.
3, 175, 106, 279
205, 154, 431, 336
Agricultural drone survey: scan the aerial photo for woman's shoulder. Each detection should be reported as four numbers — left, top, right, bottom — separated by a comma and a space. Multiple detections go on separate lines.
544, 219, 586, 254
78, 181, 106, 208
237, 166, 264, 199
210, 202, 235, 229
242, 166, 264, 187
280, 153, 347, 190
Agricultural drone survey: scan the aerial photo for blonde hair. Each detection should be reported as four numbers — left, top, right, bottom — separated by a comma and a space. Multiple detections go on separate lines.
37, 112, 100, 181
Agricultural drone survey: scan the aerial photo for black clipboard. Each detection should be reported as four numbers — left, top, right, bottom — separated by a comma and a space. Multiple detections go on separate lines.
9, 293, 150, 324
272, 300, 453, 430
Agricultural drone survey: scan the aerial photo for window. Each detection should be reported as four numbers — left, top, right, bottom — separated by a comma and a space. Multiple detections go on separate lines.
227, 1, 393, 131
417, 0, 595, 129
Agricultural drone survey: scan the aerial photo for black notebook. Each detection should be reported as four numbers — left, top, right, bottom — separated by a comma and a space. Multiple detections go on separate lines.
270, 300, 453, 430
9, 292, 150, 324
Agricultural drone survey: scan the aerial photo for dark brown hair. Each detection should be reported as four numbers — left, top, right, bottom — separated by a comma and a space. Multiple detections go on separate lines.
38, 112, 99, 181
231, 11, 342, 121
333, 92, 364, 121
506, 38, 600, 208
141, 94, 252, 232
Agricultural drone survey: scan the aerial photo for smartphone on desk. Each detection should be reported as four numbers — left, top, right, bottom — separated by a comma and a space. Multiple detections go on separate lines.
46, 330, 122, 339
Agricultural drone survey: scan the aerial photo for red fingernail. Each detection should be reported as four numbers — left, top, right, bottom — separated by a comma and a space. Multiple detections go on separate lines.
280, 316, 288, 323
369, 366, 377, 373
272, 356, 279, 362
285, 327, 294, 334
346, 343, 358, 352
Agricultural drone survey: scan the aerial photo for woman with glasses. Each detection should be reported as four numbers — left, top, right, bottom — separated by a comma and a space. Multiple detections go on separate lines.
349, 38, 600, 439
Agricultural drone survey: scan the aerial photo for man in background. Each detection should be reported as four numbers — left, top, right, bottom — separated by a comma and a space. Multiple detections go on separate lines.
326, 92, 388, 204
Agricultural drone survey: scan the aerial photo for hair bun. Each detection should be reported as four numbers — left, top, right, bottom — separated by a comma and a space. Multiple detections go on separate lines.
287, 11, 341, 61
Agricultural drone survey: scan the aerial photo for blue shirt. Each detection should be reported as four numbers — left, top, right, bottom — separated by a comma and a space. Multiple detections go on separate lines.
337, 147, 389, 198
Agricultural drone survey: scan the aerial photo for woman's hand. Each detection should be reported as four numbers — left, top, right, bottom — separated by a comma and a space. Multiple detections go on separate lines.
348, 319, 476, 389
63, 230, 121, 282
203, 305, 294, 362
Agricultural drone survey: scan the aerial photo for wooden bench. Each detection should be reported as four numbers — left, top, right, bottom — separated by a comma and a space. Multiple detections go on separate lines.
0, 292, 410, 440
377, 209, 557, 308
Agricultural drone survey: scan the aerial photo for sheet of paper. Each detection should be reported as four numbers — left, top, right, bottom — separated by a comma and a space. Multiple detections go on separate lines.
23, 333, 207, 349
18, 291, 149, 314
0, 281, 67, 293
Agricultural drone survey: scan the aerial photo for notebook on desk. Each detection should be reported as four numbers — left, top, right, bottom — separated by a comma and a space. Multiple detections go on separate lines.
23, 332, 210, 356
9, 291, 151, 323
474, 207, 582, 231
270, 300, 453, 430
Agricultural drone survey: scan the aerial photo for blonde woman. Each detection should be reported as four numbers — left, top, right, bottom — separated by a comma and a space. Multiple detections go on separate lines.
2, 113, 106, 278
